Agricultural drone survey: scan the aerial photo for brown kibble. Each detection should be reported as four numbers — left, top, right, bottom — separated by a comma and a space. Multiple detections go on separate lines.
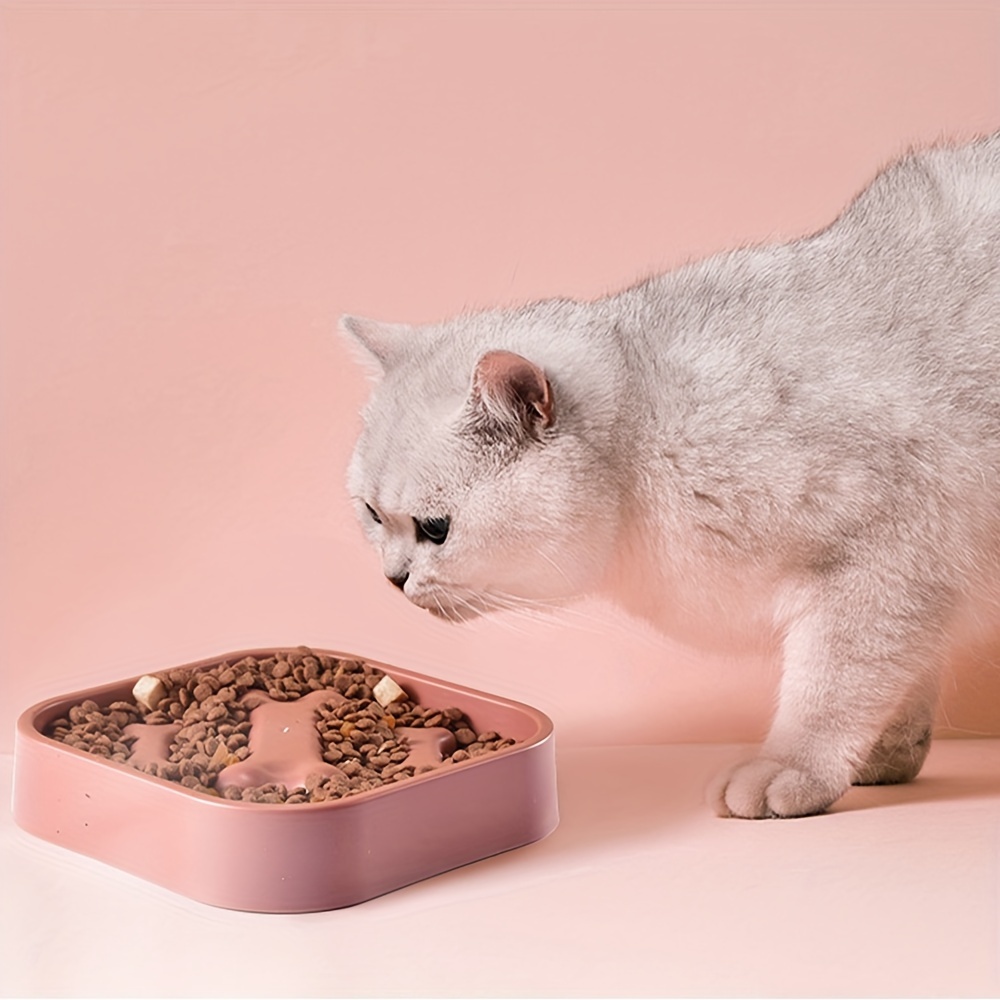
49, 648, 517, 805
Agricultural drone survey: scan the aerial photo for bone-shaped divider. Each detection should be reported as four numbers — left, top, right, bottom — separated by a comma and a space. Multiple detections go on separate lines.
124, 685, 459, 798
215, 688, 350, 793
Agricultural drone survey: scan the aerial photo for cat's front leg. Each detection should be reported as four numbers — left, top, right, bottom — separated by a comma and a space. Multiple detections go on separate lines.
710, 574, 946, 819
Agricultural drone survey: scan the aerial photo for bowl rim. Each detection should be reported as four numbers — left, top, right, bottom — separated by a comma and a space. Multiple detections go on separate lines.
16, 645, 556, 811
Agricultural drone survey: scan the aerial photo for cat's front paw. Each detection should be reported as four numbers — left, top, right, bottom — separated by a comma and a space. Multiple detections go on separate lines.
710, 757, 848, 819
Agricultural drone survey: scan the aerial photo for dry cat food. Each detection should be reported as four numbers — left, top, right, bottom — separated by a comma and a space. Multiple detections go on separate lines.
45, 647, 517, 804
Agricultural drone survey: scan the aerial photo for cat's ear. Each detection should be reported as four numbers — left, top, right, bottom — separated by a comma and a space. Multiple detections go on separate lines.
470, 350, 554, 438
339, 315, 410, 373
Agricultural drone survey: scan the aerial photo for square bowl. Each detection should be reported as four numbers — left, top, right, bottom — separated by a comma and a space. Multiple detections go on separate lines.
12, 647, 558, 912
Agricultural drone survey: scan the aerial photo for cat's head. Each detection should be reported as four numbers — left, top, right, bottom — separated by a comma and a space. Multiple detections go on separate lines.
340, 306, 624, 621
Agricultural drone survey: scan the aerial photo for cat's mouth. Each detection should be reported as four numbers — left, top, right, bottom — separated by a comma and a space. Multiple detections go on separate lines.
406, 585, 492, 623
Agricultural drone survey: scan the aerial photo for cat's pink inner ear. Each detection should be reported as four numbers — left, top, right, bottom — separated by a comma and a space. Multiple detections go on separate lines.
473, 350, 554, 429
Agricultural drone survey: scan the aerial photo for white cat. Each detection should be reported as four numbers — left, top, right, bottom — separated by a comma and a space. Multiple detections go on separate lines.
341, 132, 1000, 818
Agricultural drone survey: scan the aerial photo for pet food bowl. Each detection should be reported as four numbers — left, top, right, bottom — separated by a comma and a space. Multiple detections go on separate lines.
12, 648, 558, 912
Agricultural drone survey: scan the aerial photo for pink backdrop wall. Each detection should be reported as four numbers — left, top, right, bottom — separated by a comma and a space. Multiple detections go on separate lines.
3, 0, 999, 756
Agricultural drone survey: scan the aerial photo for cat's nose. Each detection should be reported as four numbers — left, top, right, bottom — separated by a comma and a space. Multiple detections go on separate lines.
388, 571, 409, 591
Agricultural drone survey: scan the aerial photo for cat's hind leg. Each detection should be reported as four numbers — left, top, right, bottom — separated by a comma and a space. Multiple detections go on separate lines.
851, 684, 936, 785
710, 570, 949, 819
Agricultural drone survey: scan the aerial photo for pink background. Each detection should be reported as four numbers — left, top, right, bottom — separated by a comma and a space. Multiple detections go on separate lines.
3, 0, 1000, 757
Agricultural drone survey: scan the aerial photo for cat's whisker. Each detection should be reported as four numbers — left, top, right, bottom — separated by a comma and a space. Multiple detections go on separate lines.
533, 545, 578, 589
449, 587, 541, 636
479, 587, 611, 637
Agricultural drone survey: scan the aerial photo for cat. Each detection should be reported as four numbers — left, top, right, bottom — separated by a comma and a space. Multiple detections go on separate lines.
340, 131, 1000, 818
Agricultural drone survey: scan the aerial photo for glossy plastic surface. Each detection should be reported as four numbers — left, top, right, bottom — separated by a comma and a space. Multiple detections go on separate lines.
12, 648, 558, 912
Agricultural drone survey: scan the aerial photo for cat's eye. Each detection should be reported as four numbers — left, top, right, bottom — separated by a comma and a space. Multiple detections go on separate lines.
414, 516, 450, 545
364, 503, 382, 525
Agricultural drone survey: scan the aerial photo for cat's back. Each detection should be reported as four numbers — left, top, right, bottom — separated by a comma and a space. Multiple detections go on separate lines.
833, 130, 1000, 259
886, 130, 1000, 220
924, 130, 1000, 213
612, 133, 1000, 564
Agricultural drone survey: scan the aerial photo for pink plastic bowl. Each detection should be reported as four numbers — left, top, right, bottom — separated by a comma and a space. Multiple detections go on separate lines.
12, 648, 559, 912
